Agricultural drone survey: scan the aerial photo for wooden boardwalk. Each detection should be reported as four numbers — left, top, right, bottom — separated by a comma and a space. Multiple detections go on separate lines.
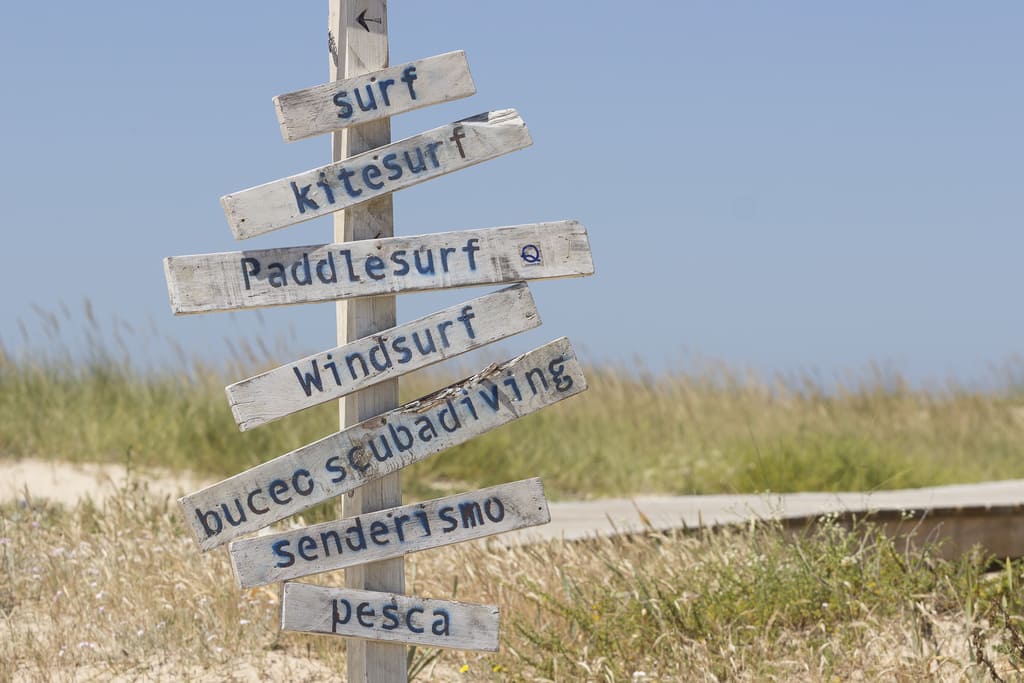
503, 479, 1024, 559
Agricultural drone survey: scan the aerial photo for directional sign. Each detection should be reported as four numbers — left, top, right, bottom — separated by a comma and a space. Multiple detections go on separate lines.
227, 284, 541, 431
229, 477, 550, 588
164, 221, 593, 315
281, 584, 500, 652
222, 109, 531, 240
274, 51, 476, 143
181, 337, 584, 550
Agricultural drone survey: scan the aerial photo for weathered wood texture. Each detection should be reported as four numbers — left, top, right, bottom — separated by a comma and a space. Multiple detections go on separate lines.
329, 2, 404, 679
222, 109, 531, 240
226, 284, 541, 431
275, 50, 475, 142
164, 221, 593, 314
281, 583, 500, 652
230, 477, 550, 588
180, 337, 584, 550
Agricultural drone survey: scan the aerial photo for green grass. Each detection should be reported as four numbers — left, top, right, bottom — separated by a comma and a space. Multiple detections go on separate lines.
4, 311, 1024, 500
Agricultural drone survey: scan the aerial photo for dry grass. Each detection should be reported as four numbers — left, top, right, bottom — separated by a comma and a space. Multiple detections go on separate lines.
3, 482, 1023, 682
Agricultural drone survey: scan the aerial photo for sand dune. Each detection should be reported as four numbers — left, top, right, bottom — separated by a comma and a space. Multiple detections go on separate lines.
0, 458, 212, 506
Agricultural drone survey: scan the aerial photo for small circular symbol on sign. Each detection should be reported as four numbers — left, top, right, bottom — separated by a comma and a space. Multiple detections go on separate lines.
520, 244, 541, 264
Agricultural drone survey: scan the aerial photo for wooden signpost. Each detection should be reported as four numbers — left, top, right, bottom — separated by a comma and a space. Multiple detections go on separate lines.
181, 337, 585, 550
281, 583, 500, 652
223, 109, 531, 239
275, 50, 476, 143
329, 6, 404, 677
164, 221, 593, 314
164, 1, 595, 679
226, 283, 541, 430
230, 478, 550, 588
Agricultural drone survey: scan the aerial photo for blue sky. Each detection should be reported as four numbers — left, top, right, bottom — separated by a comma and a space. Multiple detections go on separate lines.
0, 3, 1021, 384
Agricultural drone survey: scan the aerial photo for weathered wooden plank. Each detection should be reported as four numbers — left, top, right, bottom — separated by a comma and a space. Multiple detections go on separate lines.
274, 51, 476, 143
229, 477, 550, 588
164, 221, 593, 315
180, 337, 584, 550
222, 109, 531, 240
226, 284, 541, 431
281, 583, 499, 652
329, 3, 405, 678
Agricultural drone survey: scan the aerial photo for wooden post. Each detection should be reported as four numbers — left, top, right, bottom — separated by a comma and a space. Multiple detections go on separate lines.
329, 1, 406, 681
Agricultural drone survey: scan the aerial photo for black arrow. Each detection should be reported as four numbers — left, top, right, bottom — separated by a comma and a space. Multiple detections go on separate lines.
357, 9, 382, 32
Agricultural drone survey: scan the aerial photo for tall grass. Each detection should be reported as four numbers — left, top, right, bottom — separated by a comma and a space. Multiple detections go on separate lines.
5, 307, 1024, 680
2, 486, 1022, 681
4, 306, 1024, 499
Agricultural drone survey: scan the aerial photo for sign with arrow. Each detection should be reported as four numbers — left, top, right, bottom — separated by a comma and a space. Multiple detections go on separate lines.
165, 0, 597, 669
164, 221, 594, 315
356, 9, 382, 32
274, 51, 476, 143
222, 109, 531, 240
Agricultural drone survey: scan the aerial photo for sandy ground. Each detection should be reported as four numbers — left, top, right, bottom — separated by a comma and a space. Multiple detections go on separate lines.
6, 458, 1024, 557
0, 458, 212, 506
